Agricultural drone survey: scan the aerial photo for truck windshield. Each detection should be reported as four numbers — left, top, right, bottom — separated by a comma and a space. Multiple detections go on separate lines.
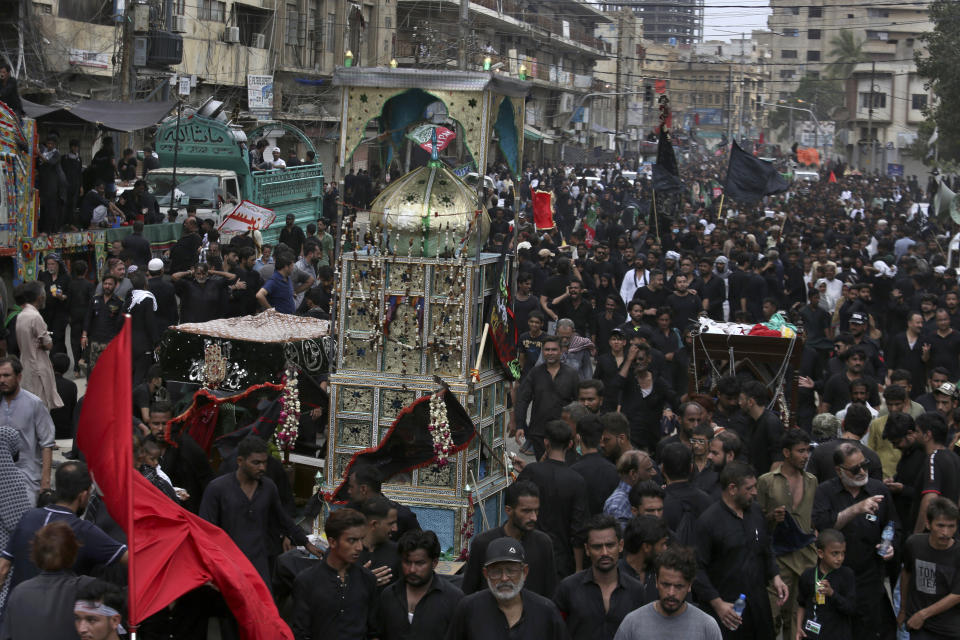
146, 174, 219, 207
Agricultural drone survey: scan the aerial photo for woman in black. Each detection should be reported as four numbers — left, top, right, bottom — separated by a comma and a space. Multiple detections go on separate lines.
37, 253, 71, 355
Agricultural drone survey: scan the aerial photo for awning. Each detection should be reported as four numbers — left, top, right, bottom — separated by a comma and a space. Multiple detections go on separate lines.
590, 123, 614, 134
524, 125, 554, 142
23, 98, 175, 132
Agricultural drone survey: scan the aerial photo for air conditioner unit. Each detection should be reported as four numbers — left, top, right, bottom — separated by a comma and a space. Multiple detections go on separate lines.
253, 33, 266, 49
170, 14, 187, 33
224, 26, 240, 43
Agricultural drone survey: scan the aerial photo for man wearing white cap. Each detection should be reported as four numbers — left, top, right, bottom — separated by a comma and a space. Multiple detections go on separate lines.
147, 257, 178, 333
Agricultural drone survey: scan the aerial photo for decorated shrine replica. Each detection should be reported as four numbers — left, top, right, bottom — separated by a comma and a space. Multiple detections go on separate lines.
323, 67, 528, 554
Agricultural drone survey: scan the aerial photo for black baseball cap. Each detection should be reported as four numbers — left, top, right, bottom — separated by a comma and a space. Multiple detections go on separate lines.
484, 537, 525, 565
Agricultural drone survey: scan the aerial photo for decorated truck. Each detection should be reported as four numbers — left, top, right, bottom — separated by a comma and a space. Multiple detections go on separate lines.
151, 116, 324, 244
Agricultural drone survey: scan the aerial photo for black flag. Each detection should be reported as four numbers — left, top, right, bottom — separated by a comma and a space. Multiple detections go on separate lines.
723, 141, 789, 203
652, 126, 683, 192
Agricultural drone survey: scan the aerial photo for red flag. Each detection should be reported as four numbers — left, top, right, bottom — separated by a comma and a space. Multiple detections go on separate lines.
77, 318, 293, 640
829, 171, 837, 183
531, 190, 555, 230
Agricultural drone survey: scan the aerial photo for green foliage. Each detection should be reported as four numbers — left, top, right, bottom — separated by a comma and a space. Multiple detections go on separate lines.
916, 0, 960, 163
826, 30, 865, 80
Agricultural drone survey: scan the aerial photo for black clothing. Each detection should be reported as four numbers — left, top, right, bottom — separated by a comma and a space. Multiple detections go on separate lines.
83, 294, 123, 342
148, 275, 178, 332
811, 478, 901, 639
713, 407, 752, 448
915, 448, 960, 529
695, 500, 779, 640
118, 156, 138, 180
378, 574, 464, 640
445, 589, 569, 640
632, 285, 668, 312
279, 224, 307, 256
821, 373, 881, 413
665, 291, 702, 329
797, 564, 857, 640
37, 269, 70, 353
169, 232, 202, 272
359, 540, 400, 590
160, 433, 213, 514
701, 275, 726, 320
552, 298, 596, 339
891, 443, 926, 530
228, 267, 261, 317
461, 525, 557, 598
174, 276, 230, 323
199, 473, 308, 585
512, 295, 540, 340
901, 533, 960, 637
50, 374, 78, 439
885, 332, 926, 397
612, 373, 676, 452
616, 559, 658, 604
747, 409, 785, 474
593, 353, 624, 411
291, 559, 379, 640
552, 568, 646, 640
78, 188, 109, 228
0, 75, 23, 114
570, 452, 620, 516
515, 363, 579, 450
127, 292, 159, 384
122, 232, 153, 268
806, 438, 883, 484
517, 459, 590, 579
518, 331, 546, 377
923, 329, 960, 379
68, 276, 94, 368
663, 481, 712, 545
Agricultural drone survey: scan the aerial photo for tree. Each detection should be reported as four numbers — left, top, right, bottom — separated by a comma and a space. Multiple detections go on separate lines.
916, 0, 960, 163
826, 29, 864, 80
766, 75, 844, 141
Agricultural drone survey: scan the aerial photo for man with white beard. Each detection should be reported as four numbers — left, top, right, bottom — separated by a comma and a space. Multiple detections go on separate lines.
445, 537, 569, 640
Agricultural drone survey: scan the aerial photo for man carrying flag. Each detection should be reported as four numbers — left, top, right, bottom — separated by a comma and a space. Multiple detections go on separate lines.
76, 317, 297, 640
723, 141, 790, 203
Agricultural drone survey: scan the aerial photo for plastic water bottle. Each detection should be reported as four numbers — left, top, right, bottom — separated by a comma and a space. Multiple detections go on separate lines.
733, 593, 747, 617
878, 521, 895, 556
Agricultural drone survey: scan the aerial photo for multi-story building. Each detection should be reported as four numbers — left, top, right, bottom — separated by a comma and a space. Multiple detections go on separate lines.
765, 0, 934, 172
592, 8, 646, 156
11, 1, 394, 170
394, 0, 613, 165
596, 0, 703, 46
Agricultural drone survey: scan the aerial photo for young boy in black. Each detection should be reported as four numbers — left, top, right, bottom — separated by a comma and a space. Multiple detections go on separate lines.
796, 528, 857, 640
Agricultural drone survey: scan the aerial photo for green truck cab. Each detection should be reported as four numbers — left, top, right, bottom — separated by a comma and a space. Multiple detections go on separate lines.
152, 116, 323, 245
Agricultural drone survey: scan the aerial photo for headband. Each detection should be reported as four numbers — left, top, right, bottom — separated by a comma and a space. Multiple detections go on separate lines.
74, 601, 126, 634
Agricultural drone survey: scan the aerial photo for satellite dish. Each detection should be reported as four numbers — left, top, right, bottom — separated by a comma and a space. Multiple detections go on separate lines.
197, 97, 227, 121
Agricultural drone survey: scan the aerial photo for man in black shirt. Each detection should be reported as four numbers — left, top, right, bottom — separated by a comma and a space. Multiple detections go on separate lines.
81, 274, 123, 371
882, 412, 927, 530
146, 258, 177, 332
811, 443, 900, 640
695, 461, 788, 638
740, 380, 785, 474
553, 515, 646, 640
172, 264, 236, 324
661, 443, 712, 547
446, 537, 568, 640
148, 402, 212, 514
517, 420, 590, 580
168, 217, 202, 272
379, 530, 463, 640
462, 481, 557, 598
570, 415, 619, 516
665, 273, 702, 330
121, 220, 152, 268
550, 280, 595, 341
898, 497, 960, 638
279, 213, 306, 257
359, 496, 400, 589
806, 404, 883, 484
514, 336, 579, 460
922, 308, 960, 380
292, 508, 379, 640
199, 436, 320, 587
346, 465, 420, 541
911, 412, 960, 533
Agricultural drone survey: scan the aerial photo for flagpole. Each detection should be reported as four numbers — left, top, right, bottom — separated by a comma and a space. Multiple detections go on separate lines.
717, 193, 725, 222
652, 189, 660, 242
124, 315, 137, 639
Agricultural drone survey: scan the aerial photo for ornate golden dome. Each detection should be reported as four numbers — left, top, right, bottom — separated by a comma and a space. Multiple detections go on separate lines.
369, 162, 490, 257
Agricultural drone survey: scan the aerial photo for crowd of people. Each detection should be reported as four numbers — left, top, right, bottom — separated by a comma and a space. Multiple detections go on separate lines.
0, 144, 958, 640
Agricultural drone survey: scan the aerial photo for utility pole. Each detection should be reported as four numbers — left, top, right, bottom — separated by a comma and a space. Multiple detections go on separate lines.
866, 60, 875, 169
457, 0, 469, 70
118, 0, 135, 102
726, 64, 733, 143
614, 9, 624, 156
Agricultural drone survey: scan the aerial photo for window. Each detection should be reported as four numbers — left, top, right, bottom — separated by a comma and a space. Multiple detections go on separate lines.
866, 31, 889, 41
788, 6, 800, 15
784, 28, 799, 37
808, 6, 822, 18
327, 13, 335, 52
867, 8, 889, 17
912, 94, 928, 110
859, 92, 886, 109
807, 50, 820, 62
781, 50, 798, 59
779, 69, 795, 79
58, 0, 112, 23
285, 4, 300, 45
808, 29, 821, 40
199, 0, 225, 22
237, 4, 273, 48
32, 2, 52, 15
